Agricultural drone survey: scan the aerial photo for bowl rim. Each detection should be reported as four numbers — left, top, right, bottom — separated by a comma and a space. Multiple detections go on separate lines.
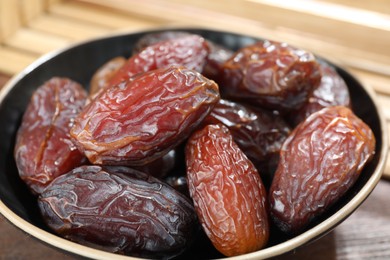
0, 27, 388, 260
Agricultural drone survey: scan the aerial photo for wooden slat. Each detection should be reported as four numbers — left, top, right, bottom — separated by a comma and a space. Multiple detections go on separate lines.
20, 0, 45, 24
4, 28, 70, 55
0, 0, 22, 42
0, 47, 38, 75
29, 14, 110, 41
48, 1, 160, 29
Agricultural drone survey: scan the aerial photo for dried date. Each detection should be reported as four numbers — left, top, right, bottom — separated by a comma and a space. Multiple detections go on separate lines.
70, 66, 220, 166
132, 30, 233, 83
220, 40, 321, 111
38, 165, 198, 259
269, 106, 376, 234
14, 77, 87, 195
132, 31, 191, 54
108, 34, 210, 87
186, 124, 269, 256
89, 56, 126, 98
290, 61, 351, 126
203, 99, 291, 181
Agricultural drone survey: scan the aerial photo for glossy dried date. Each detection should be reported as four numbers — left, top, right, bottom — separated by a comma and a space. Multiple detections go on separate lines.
203, 99, 291, 181
186, 124, 269, 256
14, 77, 87, 195
132, 31, 191, 54
89, 56, 126, 97
220, 40, 321, 111
70, 66, 220, 166
132, 30, 233, 83
108, 34, 210, 87
38, 165, 198, 258
269, 106, 376, 234
290, 61, 351, 126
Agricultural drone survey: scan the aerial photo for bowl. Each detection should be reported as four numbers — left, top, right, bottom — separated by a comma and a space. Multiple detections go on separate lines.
0, 28, 387, 259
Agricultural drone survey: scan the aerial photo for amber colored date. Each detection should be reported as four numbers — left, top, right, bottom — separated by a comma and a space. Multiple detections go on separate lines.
89, 56, 126, 98
132, 31, 191, 54
186, 124, 269, 256
14, 77, 87, 195
220, 40, 321, 111
38, 165, 198, 259
269, 106, 376, 234
290, 61, 351, 126
203, 99, 291, 181
70, 66, 220, 166
108, 34, 210, 87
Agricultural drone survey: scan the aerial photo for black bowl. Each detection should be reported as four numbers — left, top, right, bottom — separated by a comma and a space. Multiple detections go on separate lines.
0, 28, 387, 259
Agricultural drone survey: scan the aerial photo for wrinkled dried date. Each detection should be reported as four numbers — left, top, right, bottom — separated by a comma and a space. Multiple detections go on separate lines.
186, 124, 269, 256
14, 77, 87, 195
89, 56, 126, 98
290, 61, 351, 126
132, 31, 191, 54
220, 40, 321, 111
70, 66, 220, 166
132, 31, 233, 82
108, 34, 210, 87
38, 165, 198, 259
203, 99, 291, 181
269, 106, 375, 234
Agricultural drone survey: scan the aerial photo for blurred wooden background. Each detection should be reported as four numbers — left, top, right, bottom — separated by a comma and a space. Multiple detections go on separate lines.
1, 1, 390, 259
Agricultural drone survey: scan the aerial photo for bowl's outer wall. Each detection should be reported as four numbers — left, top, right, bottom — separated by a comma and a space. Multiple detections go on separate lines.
0, 28, 384, 259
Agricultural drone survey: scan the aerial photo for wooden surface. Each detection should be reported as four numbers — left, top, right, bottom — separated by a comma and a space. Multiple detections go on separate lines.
1, 0, 390, 259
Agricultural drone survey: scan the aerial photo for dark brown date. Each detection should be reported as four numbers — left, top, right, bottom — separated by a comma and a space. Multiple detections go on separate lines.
70, 66, 220, 166
132, 31, 233, 83
14, 77, 87, 195
186, 124, 269, 256
202, 41, 234, 83
269, 106, 376, 234
203, 99, 291, 182
38, 165, 198, 259
89, 56, 126, 98
290, 61, 351, 126
133, 149, 176, 178
220, 40, 321, 111
108, 34, 210, 87
132, 31, 191, 54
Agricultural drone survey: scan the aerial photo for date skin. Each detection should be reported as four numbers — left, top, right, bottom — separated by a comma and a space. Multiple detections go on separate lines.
203, 99, 291, 182
89, 56, 126, 98
290, 61, 351, 126
14, 77, 87, 195
186, 124, 269, 256
132, 31, 191, 54
132, 30, 233, 83
70, 66, 220, 166
38, 165, 198, 259
220, 40, 321, 111
269, 106, 376, 234
108, 34, 210, 87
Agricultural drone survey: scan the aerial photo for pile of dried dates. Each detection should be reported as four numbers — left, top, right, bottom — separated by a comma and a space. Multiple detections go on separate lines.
14, 31, 376, 259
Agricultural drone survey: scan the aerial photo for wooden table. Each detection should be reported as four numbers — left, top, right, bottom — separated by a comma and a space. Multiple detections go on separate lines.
1, 0, 390, 259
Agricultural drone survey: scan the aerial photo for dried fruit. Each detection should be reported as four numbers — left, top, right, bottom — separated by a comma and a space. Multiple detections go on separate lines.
38, 165, 198, 259
70, 66, 220, 166
14, 77, 87, 195
269, 106, 376, 234
203, 99, 291, 180
108, 34, 210, 86
132, 31, 191, 54
220, 40, 321, 111
89, 56, 126, 97
132, 30, 233, 83
290, 61, 351, 125
186, 124, 269, 256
